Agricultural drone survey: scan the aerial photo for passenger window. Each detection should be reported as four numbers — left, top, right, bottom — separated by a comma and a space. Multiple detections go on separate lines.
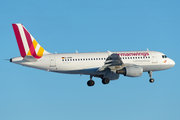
96, 58, 98, 60
62, 59, 64, 61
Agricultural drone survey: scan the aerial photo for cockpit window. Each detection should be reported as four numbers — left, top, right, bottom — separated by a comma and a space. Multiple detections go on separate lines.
162, 55, 167, 58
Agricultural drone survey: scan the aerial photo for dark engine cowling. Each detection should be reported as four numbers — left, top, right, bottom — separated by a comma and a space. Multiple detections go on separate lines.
116, 66, 143, 77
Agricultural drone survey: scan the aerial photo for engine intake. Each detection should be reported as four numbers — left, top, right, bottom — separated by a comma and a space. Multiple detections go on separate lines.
116, 66, 143, 77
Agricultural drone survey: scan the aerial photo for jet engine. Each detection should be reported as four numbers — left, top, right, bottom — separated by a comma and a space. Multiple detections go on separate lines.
116, 66, 143, 77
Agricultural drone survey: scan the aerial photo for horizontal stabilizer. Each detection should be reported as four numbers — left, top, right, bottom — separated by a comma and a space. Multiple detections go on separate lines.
23, 55, 37, 62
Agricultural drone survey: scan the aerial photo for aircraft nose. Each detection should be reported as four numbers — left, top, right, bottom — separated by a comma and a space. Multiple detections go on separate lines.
169, 59, 175, 67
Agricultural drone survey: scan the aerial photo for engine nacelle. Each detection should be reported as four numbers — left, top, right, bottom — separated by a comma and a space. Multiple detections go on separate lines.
116, 66, 143, 77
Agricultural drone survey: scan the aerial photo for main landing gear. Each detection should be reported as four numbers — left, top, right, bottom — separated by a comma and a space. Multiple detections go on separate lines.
102, 78, 110, 84
87, 75, 110, 86
148, 71, 154, 83
87, 75, 95, 86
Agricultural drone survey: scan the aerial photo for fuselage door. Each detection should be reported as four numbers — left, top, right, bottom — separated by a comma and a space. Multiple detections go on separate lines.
151, 52, 157, 63
50, 55, 56, 67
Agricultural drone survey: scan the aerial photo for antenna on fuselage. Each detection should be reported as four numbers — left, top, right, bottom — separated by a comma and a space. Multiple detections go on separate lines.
76, 50, 78, 53
147, 48, 149, 51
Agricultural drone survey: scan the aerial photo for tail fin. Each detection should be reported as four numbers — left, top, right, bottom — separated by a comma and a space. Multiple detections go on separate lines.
12, 23, 49, 59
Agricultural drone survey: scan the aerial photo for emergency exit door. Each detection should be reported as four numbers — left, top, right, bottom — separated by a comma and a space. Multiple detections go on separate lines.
50, 56, 56, 67
151, 53, 157, 63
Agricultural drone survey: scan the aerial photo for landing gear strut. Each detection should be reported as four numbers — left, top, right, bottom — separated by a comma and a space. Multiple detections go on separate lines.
87, 75, 95, 86
148, 71, 154, 83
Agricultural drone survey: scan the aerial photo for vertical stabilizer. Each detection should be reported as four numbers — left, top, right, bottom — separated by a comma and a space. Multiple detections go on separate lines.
12, 23, 49, 58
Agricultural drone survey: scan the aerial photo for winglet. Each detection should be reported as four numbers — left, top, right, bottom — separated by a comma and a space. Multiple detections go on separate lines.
107, 50, 112, 55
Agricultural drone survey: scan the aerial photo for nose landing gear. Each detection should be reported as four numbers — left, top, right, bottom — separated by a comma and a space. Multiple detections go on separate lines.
148, 71, 154, 83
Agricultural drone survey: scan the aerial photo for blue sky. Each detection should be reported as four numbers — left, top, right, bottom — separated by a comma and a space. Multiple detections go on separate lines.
1, 0, 180, 120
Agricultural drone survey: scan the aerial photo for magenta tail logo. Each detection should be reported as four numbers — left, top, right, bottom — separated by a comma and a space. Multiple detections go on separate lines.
12, 24, 45, 59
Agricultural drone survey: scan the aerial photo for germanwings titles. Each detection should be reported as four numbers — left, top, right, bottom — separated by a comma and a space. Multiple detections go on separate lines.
10, 23, 175, 86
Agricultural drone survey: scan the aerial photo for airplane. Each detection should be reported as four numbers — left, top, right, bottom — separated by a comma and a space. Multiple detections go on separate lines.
10, 23, 175, 86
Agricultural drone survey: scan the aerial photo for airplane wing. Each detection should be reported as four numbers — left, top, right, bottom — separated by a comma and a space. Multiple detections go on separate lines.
97, 53, 125, 72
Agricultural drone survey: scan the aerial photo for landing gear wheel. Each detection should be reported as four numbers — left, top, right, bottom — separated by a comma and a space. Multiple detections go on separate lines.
87, 80, 95, 86
149, 78, 154, 83
102, 78, 110, 84
148, 71, 154, 83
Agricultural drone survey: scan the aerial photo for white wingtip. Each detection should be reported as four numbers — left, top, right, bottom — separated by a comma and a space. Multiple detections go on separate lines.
107, 50, 112, 55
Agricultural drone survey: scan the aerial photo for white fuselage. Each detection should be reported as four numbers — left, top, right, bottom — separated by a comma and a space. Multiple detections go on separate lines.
11, 51, 175, 76
10, 23, 175, 86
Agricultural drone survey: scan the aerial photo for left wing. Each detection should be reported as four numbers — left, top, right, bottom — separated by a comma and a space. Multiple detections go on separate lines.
97, 53, 125, 72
